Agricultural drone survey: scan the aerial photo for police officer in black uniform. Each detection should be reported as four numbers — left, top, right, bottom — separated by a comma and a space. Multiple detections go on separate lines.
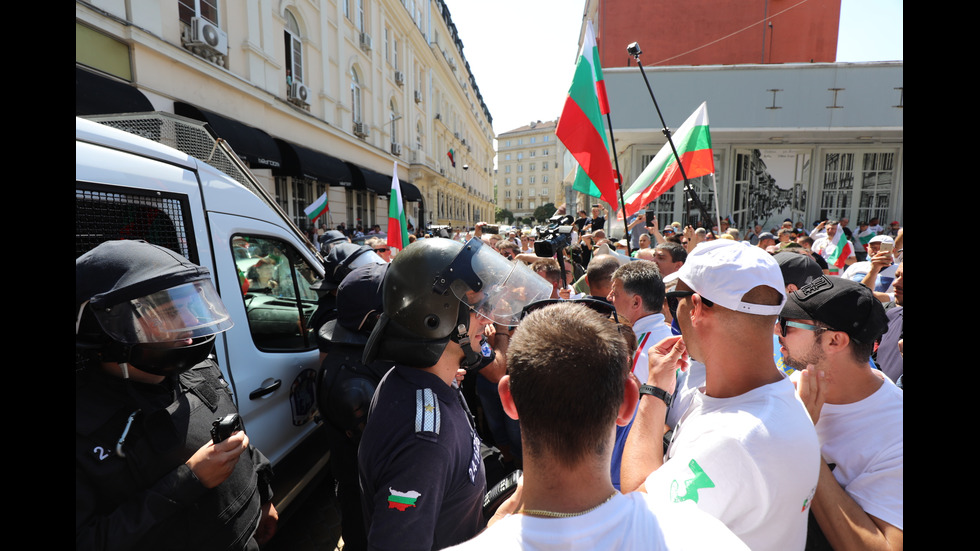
357, 237, 552, 550
76, 240, 277, 550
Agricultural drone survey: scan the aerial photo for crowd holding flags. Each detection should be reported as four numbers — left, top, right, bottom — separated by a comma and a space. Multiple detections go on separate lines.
619, 102, 715, 220
557, 22, 716, 237
304, 192, 330, 226
387, 161, 410, 254
556, 21, 618, 208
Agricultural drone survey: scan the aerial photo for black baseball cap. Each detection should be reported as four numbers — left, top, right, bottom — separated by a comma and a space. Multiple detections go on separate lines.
780, 276, 888, 344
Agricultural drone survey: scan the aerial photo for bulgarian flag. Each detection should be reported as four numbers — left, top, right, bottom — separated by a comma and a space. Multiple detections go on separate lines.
303, 192, 329, 223
447, 148, 456, 168
387, 488, 421, 511
387, 162, 410, 254
556, 21, 617, 206
618, 102, 714, 220
826, 223, 853, 272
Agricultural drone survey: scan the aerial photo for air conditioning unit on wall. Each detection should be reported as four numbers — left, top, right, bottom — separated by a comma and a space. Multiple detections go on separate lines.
394, 71, 405, 86
359, 33, 372, 52
391, 143, 402, 156
289, 82, 310, 105
190, 17, 228, 56
353, 121, 369, 138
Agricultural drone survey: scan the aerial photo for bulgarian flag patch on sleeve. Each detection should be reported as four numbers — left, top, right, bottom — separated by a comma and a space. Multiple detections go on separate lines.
387, 488, 421, 511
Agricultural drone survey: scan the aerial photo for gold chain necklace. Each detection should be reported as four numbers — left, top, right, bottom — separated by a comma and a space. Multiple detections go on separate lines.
517, 492, 618, 518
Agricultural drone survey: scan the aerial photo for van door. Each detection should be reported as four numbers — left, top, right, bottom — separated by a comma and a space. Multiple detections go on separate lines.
206, 212, 322, 467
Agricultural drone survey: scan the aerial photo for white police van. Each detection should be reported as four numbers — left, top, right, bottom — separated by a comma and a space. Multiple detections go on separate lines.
76, 115, 329, 513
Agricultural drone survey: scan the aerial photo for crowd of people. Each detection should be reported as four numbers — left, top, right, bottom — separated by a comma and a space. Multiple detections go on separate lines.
76, 206, 902, 550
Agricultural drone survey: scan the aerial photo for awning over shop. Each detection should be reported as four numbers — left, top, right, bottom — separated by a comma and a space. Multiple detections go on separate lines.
174, 102, 282, 169
274, 139, 353, 186
360, 167, 393, 195
76, 66, 153, 116
347, 163, 391, 195
401, 182, 422, 202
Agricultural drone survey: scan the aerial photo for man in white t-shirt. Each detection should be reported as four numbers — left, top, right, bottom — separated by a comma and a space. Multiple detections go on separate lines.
780, 276, 903, 549
447, 302, 747, 550
621, 240, 820, 551
606, 260, 675, 490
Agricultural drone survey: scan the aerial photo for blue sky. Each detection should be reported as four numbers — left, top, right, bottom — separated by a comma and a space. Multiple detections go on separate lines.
445, 0, 903, 138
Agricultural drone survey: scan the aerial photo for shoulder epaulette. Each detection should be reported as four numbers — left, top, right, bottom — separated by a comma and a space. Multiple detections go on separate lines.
415, 388, 441, 441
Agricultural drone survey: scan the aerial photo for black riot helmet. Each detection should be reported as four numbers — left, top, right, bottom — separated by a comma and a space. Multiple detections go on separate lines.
362, 237, 552, 368
76, 240, 234, 376
311, 242, 386, 298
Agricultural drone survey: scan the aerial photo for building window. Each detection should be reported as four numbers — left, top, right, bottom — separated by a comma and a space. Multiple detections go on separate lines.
178, 0, 218, 24
351, 68, 363, 123
543, 135, 550, 142
541, 187, 549, 196
530, 151, 536, 157
821, 151, 895, 224
504, 165, 511, 174
356, 0, 365, 32
517, 177, 523, 186
529, 188, 536, 196
517, 165, 523, 173
505, 178, 511, 186
530, 163, 535, 171
530, 137, 536, 143
529, 176, 535, 184
542, 175, 549, 183
389, 99, 399, 144
284, 10, 303, 86
505, 153, 511, 160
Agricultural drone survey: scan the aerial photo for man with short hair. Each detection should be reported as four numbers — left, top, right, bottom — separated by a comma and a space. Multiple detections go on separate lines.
651, 242, 686, 277
780, 276, 903, 549
447, 303, 748, 550
358, 238, 552, 551
584, 254, 620, 302
606, 260, 673, 489
531, 258, 562, 299
622, 240, 820, 551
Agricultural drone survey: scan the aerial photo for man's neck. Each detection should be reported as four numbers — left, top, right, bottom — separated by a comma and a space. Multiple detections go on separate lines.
824, 361, 884, 405
520, 453, 617, 515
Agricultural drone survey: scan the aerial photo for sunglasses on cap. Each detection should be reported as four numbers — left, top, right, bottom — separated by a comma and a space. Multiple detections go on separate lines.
373, 247, 390, 253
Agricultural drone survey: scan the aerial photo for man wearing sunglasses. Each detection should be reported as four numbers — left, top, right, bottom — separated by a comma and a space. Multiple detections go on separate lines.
779, 276, 903, 550
621, 240, 820, 551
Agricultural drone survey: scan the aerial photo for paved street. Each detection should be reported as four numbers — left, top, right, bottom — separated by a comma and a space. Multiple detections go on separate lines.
263, 475, 345, 551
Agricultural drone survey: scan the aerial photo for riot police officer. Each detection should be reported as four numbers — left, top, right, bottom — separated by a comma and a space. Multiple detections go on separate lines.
76, 240, 277, 550
357, 237, 552, 550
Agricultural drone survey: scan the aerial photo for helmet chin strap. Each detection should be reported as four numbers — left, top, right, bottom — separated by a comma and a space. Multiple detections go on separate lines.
450, 307, 485, 372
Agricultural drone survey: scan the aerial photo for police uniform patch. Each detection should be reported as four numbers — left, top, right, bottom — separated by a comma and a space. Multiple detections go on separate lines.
415, 388, 440, 439
480, 340, 492, 357
387, 487, 421, 511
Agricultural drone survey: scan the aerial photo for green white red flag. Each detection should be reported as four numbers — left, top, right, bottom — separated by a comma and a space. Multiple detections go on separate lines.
827, 223, 853, 271
557, 21, 617, 206
387, 162, 410, 254
618, 102, 715, 220
303, 192, 328, 223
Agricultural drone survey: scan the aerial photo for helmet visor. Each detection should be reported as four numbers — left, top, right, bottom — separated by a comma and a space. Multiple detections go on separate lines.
92, 279, 234, 344
446, 240, 553, 326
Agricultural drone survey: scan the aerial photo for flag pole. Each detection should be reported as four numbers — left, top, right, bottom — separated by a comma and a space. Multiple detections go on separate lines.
627, 42, 715, 233
603, 113, 631, 256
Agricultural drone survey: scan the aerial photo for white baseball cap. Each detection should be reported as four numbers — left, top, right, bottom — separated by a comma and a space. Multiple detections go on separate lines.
665, 240, 786, 316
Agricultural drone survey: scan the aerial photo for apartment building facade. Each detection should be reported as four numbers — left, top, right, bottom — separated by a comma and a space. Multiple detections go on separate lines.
495, 120, 580, 223
76, 0, 494, 232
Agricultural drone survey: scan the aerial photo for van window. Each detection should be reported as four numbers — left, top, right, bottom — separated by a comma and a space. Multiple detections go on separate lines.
232, 235, 318, 351
75, 184, 194, 261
